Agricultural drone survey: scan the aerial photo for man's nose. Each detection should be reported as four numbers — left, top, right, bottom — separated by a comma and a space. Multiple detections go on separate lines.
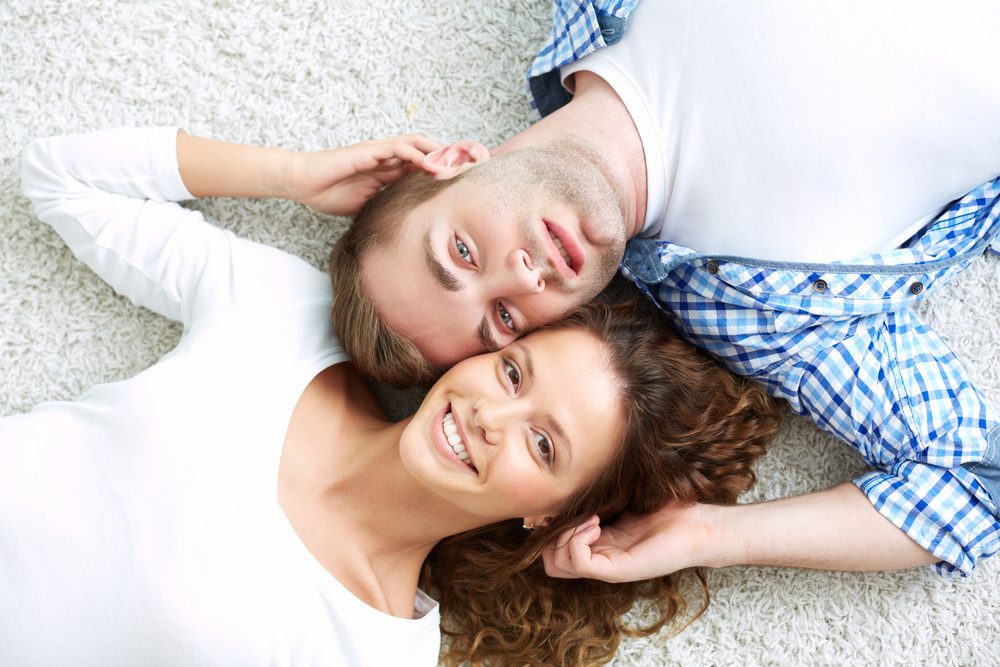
501, 249, 544, 295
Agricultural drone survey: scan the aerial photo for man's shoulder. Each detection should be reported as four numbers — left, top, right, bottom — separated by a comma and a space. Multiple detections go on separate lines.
526, 0, 639, 117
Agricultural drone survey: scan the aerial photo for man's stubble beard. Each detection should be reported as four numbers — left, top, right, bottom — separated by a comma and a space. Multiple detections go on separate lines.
471, 138, 628, 296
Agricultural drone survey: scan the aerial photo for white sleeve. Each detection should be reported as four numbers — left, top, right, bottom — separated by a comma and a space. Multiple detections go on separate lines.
20, 126, 326, 328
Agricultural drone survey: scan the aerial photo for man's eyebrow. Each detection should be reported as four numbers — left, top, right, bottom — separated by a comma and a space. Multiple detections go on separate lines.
423, 232, 464, 292
516, 342, 571, 465
477, 317, 500, 353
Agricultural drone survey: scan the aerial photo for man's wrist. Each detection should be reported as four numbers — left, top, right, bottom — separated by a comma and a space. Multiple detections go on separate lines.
692, 502, 744, 569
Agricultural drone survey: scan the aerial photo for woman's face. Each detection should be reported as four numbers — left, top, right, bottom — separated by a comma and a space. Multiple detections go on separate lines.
400, 327, 623, 525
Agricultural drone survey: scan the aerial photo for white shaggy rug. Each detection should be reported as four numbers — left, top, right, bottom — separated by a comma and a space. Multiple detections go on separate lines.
2, 1, 998, 665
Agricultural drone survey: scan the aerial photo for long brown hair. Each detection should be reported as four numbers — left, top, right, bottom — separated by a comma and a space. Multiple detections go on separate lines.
423, 297, 782, 666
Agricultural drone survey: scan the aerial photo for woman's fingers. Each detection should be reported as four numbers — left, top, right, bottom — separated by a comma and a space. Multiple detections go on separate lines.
363, 134, 443, 170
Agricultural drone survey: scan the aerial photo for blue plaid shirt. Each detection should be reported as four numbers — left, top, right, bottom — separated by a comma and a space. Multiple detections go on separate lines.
527, 0, 1000, 576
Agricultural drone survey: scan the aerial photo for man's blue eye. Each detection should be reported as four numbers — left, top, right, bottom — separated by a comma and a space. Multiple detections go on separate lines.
498, 303, 513, 329
455, 239, 471, 263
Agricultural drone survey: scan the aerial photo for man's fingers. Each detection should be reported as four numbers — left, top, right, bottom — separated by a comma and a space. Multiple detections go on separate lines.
543, 517, 602, 579
566, 522, 604, 576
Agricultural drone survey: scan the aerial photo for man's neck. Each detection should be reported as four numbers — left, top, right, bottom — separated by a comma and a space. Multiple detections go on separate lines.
495, 70, 647, 238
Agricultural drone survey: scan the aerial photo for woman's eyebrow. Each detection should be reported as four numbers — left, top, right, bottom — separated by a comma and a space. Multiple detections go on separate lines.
517, 342, 571, 465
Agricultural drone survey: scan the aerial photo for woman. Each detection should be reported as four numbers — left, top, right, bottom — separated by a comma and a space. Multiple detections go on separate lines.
3, 127, 780, 666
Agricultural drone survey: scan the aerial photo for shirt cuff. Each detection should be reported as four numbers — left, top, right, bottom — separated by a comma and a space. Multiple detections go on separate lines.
149, 126, 195, 202
855, 463, 1000, 578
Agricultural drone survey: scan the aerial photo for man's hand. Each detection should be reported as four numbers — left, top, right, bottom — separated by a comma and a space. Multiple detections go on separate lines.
284, 134, 442, 216
542, 504, 714, 583
542, 484, 938, 583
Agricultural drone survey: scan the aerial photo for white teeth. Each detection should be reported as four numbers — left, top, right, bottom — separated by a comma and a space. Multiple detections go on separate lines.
443, 411, 473, 467
549, 231, 572, 268
447, 432, 465, 451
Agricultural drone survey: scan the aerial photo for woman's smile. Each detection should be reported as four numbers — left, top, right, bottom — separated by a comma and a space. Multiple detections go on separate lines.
443, 407, 478, 472
434, 404, 479, 475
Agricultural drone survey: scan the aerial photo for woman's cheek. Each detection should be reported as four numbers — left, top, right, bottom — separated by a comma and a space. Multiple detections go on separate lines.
494, 467, 551, 509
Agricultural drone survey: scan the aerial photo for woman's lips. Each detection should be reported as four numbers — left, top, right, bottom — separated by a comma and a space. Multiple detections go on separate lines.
434, 404, 477, 474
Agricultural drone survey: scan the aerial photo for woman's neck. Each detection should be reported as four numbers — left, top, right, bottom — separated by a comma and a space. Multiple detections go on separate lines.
278, 365, 483, 617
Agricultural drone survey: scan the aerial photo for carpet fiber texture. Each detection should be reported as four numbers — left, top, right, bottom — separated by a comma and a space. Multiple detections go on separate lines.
2, 1, 998, 664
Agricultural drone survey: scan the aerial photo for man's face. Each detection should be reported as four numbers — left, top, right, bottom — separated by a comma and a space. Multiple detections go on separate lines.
361, 144, 628, 367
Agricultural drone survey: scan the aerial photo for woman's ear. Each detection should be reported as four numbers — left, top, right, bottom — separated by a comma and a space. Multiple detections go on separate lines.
422, 140, 491, 180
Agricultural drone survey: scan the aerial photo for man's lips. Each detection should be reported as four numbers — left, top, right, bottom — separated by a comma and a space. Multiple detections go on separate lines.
541, 219, 583, 280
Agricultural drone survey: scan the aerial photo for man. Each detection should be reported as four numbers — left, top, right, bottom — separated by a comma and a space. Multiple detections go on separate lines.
329, 1, 1000, 579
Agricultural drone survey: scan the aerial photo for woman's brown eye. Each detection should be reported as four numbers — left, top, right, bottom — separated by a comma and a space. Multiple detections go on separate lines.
533, 431, 553, 463
503, 359, 520, 388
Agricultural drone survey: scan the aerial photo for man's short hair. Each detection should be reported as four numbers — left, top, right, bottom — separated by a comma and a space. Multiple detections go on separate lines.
329, 171, 462, 386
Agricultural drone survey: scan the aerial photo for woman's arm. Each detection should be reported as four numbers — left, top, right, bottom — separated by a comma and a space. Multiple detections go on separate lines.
22, 127, 440, 325
543, 483, 936, 583
176, 131, 441, 216
21, 127, 217, 323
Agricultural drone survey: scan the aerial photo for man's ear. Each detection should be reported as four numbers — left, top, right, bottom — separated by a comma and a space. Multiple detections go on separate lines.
422, 140, 491, 180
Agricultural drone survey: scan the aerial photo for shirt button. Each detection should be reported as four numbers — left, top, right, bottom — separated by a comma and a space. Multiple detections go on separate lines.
910, 281, 924, 295
813, 279, 828, 292
705, 260, 719, 274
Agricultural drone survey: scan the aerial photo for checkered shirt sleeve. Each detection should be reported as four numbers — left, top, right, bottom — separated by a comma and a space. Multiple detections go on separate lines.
622, 178, 1000, 575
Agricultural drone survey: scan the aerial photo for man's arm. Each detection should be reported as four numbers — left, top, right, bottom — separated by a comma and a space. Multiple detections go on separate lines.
594, 178, 1000, 583
176, 130, 441, 215
710, 483, 936, 570
544, 483, 935, 583
546, 305, 1000, 581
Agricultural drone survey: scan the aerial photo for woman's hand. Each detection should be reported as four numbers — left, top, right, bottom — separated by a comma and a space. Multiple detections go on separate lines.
284, 134, 443, 216
541, 503, 716, 583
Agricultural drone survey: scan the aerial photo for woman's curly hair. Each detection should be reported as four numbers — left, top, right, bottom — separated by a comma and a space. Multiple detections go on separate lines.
423, 296, 783, 666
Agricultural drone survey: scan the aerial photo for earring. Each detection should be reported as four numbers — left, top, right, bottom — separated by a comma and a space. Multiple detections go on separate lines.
522, 522, 535, 530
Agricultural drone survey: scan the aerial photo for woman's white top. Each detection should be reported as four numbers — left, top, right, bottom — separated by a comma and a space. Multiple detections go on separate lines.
563, 0, 1000, 262
2, 127, 440, 666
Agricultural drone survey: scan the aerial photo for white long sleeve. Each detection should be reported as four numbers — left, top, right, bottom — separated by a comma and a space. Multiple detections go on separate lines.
21, 126, 319, 329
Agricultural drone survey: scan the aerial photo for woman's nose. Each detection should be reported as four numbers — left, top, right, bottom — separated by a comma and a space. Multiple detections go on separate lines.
472, 398, 520, 445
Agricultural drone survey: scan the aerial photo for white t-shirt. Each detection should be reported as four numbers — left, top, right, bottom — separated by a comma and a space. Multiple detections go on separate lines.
563, 1, 1000, 262
2, 127, 441, 666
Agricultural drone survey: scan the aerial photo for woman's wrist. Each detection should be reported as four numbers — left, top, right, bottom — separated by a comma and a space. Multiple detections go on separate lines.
275, 148, 306, 201
177, 130, 298, 201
